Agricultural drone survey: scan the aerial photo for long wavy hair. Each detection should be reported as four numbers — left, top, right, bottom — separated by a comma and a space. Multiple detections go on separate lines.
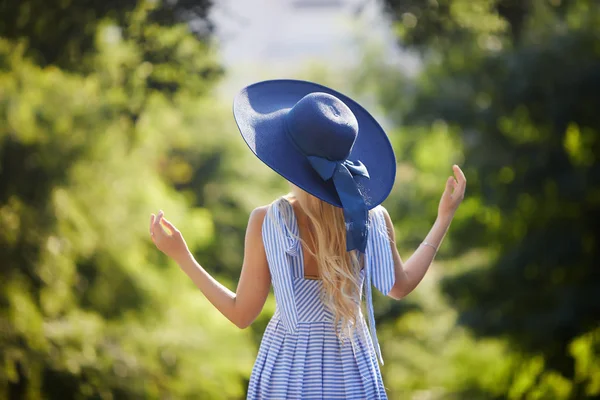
284, 185, 366, 341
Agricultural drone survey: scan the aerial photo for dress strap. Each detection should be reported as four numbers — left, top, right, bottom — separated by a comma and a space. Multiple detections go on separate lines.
262, 199, 299, 334
364, 206, 396, 365
277, 198, 302, 258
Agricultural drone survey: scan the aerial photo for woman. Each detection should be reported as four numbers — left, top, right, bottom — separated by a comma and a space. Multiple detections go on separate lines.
150, 80, 466, 399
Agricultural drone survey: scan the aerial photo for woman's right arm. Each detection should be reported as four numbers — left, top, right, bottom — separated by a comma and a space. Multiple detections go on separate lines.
150, 207, 271, 329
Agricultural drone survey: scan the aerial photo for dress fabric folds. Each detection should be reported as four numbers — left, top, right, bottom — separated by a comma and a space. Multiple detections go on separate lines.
247, 198, 395, 400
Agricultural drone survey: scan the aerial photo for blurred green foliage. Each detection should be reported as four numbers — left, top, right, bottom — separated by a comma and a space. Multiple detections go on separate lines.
0, 0, 216, 72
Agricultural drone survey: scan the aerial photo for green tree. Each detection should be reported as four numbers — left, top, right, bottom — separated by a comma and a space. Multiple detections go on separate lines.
0, 0, 215, 71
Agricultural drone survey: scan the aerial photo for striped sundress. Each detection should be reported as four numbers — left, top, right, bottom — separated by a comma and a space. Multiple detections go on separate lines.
247, 198, 395, 400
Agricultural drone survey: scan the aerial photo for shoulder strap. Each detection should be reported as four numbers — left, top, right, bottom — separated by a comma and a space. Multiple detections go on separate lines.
275, 197, 301, 257
364, 206, 396, 365
262, 198, 299, 333
368, 206, 396, 295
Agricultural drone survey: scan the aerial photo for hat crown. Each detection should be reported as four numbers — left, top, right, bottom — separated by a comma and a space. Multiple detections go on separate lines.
285, 92, 358, 161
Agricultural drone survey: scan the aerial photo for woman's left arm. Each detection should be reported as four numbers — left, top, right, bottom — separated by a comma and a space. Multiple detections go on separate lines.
386, 164, 466, 300
149, 207, 271, 329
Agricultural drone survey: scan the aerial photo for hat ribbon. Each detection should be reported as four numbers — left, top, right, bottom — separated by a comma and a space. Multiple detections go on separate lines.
306, 156, 370, 253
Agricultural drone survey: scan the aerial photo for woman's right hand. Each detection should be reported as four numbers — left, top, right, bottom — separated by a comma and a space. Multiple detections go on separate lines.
437, 165, 467, 221
150, 210, 191, 262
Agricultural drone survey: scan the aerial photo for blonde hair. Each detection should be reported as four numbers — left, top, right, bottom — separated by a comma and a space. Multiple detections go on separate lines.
285, 185, 366, 341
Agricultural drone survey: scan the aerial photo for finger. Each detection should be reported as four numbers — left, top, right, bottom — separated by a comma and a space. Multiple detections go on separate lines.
453, 165, 467, 187
151, 211, 165, 242
160, 217, 180, 236
445, 176, 455, 194
153, 210, 164, 230
150, 214, 155, 235
454, 165, 467, 197
451, 167, 466, 201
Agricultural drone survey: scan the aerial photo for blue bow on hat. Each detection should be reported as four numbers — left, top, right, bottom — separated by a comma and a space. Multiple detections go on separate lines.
307, 156, 370, 252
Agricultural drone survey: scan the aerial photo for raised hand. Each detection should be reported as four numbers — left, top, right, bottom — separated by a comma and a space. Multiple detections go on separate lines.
438, 165, 467, 220
149, 210, 190, 262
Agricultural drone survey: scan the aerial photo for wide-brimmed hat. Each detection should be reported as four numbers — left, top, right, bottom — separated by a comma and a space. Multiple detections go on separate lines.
233, 79, 396, 253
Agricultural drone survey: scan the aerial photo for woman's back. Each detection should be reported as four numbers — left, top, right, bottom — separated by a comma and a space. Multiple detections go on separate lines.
290, 198, 320, 279
247, 197, 394, 400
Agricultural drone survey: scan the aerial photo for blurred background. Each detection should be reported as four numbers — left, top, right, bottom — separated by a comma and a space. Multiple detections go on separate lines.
0, 0, 599, 398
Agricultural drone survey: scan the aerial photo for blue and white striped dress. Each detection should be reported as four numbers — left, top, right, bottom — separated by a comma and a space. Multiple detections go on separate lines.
247, 198, 395, 400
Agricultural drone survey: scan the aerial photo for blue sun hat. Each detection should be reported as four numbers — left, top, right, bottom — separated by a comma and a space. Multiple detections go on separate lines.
233, 79, 396, 253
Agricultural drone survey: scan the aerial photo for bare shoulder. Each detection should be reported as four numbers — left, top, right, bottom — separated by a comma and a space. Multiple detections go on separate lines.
251, 205, 269, 218
247, 205, 270, 230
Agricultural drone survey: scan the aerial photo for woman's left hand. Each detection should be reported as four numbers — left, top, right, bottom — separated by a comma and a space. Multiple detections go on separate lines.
149, 210, 190, 262
437, 165, 467, 221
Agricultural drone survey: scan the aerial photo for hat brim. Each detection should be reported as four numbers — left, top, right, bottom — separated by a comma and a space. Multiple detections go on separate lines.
233, 79, 396, 209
